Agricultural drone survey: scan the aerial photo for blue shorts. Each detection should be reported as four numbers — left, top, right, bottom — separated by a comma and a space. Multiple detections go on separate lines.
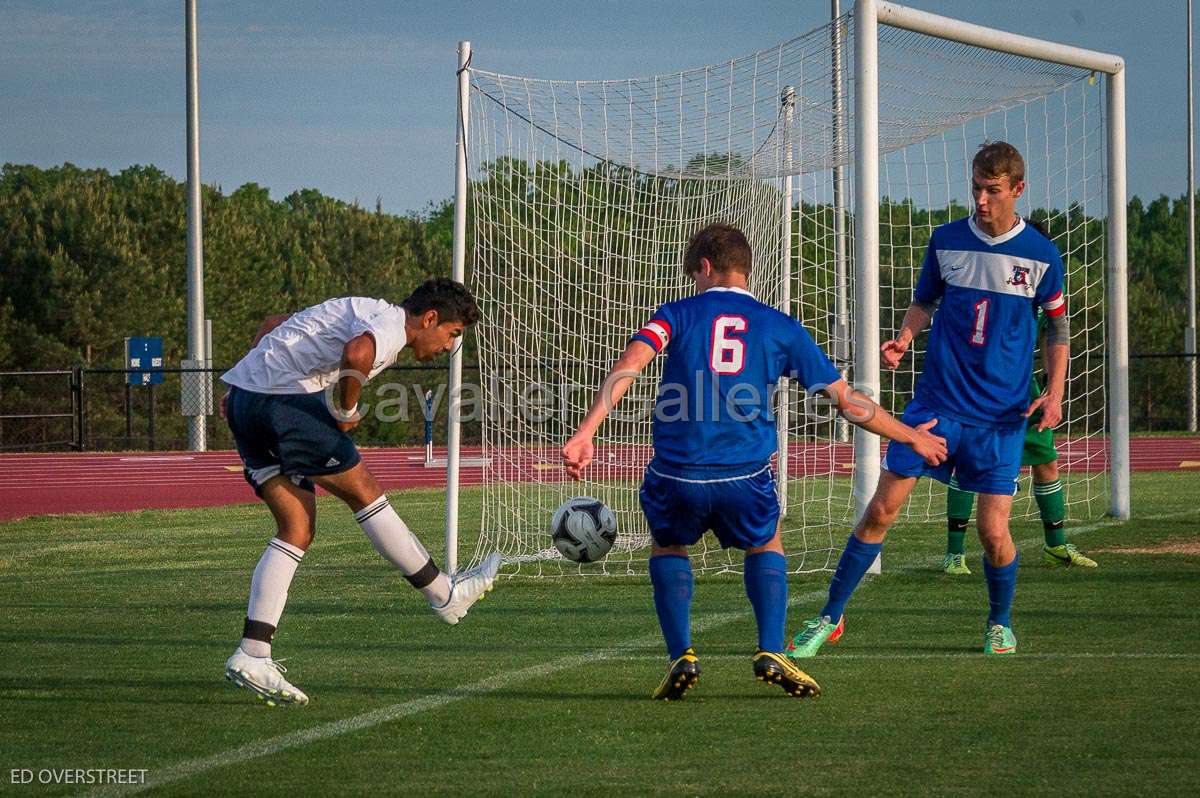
639, 459, 780, 550
225, 386, 362, 496
882, 398, 1023, 496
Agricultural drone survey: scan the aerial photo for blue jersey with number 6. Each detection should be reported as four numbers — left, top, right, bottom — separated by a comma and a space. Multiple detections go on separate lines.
913, 216, 1066, 429
630, 286, 840, 468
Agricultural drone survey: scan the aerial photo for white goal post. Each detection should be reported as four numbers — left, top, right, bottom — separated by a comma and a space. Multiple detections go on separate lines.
445, 0, 1129, 576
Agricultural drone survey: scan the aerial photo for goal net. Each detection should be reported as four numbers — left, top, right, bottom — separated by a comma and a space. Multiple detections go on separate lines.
460, 7, 1113, 576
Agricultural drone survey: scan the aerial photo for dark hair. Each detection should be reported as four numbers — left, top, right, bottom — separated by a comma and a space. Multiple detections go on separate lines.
973, 141, 1025, 186
401, 277, 480, 326
682, 223, 752, 276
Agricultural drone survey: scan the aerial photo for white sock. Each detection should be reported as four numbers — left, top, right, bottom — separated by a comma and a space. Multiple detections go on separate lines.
354, 496, 451, 605
240, 538, 305, 658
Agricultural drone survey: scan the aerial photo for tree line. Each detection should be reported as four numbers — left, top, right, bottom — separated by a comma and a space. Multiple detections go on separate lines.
0, 161, 1195, 438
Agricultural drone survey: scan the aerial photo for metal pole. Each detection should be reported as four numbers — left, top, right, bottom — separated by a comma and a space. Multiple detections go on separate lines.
445, 40, 471, 573
1107, 68, 1131, 519
148, 383, 157, 451
1188, 0, 1198, 431
778, 86, 795, 517
853, 0, 881, 524
185, 0, 206, 451
832, 0, 851, 445
72, 367, 84, 452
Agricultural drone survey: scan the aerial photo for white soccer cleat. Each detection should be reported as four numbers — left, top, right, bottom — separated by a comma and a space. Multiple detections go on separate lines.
224, 647, 310, 707
431, 552, 502, 625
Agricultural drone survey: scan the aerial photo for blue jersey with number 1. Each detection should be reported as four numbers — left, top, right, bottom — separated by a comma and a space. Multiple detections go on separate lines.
913, 216, 1066, 429
630, 286, 841, 468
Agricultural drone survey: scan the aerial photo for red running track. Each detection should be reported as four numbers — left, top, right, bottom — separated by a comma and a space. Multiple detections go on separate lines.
0, 438, 1197, 522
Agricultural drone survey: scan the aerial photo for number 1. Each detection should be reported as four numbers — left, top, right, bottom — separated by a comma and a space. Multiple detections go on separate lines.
970, 298, 989, 346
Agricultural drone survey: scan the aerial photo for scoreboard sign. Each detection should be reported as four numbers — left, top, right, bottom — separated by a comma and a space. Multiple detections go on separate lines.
125, 337, 164, 386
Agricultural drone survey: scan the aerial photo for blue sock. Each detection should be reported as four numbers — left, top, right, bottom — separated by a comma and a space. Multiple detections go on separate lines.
983, 553, 1019, 628
820, 534, 882, 622
743, 551, 788, 652
649, 554, 693, 660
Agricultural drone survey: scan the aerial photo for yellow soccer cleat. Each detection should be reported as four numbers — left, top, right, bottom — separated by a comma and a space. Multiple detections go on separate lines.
1043, 543, 1098, 568
651, 648, 700, 700
753, 650, 821, 698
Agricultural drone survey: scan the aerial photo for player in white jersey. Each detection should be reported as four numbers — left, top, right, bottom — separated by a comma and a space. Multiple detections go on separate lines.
789, 142, 1071, 658
220, 278, 501, 706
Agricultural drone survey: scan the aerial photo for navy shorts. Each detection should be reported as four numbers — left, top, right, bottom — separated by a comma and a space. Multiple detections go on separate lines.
882, 398, 1024, 496
639, 459, 780, 550
225, 386, 361, 496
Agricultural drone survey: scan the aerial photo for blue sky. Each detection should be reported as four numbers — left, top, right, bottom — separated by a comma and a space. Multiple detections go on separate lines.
0, 0, 1192, 215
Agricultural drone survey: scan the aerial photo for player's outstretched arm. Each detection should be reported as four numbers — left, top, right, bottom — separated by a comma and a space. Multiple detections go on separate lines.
880, 302, 934, 371
822, 378, 948, 465
1025, 341, 1068, 431
562, 340, 657, 480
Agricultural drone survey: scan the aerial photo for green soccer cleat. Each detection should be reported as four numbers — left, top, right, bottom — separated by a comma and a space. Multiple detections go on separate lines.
984, 624, 1017, 655
942, 553, 972, 575
753, 650, 821, 698
651, 648, 700, 701
785, 614, 844, 659
1043, 543, 1097, 568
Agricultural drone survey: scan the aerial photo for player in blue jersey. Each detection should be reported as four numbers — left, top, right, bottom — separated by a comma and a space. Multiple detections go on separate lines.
788, 142, 1071, 659
943, 290, 1096, 574
561, 223, 947, 700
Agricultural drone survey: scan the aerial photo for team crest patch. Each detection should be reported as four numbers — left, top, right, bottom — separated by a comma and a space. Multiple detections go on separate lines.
1006, 265, 1031, 289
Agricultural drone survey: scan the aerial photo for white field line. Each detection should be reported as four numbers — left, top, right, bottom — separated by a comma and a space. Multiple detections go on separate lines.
605, 651, 1194, 662
80, 507, 1200, 797
83, 585, 830, 798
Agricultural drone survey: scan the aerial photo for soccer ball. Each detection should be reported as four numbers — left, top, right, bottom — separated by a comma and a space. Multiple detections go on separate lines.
550, 496, 618, 563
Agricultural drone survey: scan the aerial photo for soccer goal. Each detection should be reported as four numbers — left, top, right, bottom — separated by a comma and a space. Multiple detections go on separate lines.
445, 0, 1129, 576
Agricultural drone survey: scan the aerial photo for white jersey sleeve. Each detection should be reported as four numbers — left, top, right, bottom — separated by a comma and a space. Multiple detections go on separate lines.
348, 303, 408, 378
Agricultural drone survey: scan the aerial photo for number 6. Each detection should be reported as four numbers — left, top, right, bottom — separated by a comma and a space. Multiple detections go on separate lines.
711, 315, 748, 374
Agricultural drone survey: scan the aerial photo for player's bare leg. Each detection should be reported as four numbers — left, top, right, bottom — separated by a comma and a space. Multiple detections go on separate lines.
856, 469, 921, 543
313, 463, 500, 624
262, 475, 317, 550
310, 461, 385, 512
226, 476, 316, 706
789, 470, 920, 658
977, 493, 1019, 654
976, 493, 1016, 566
747, 527, 820, 697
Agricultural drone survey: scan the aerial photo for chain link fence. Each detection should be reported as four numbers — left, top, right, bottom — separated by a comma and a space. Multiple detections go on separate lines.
1, 354, 1196, 452
0, 364, 483, 452
1130, 352, 1199, 432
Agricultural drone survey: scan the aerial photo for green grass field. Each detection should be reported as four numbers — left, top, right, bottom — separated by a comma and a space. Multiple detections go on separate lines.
2, 471, 1199, 796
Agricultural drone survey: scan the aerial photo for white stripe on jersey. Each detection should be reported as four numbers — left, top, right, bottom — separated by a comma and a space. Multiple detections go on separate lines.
936, 249, 1050, 299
